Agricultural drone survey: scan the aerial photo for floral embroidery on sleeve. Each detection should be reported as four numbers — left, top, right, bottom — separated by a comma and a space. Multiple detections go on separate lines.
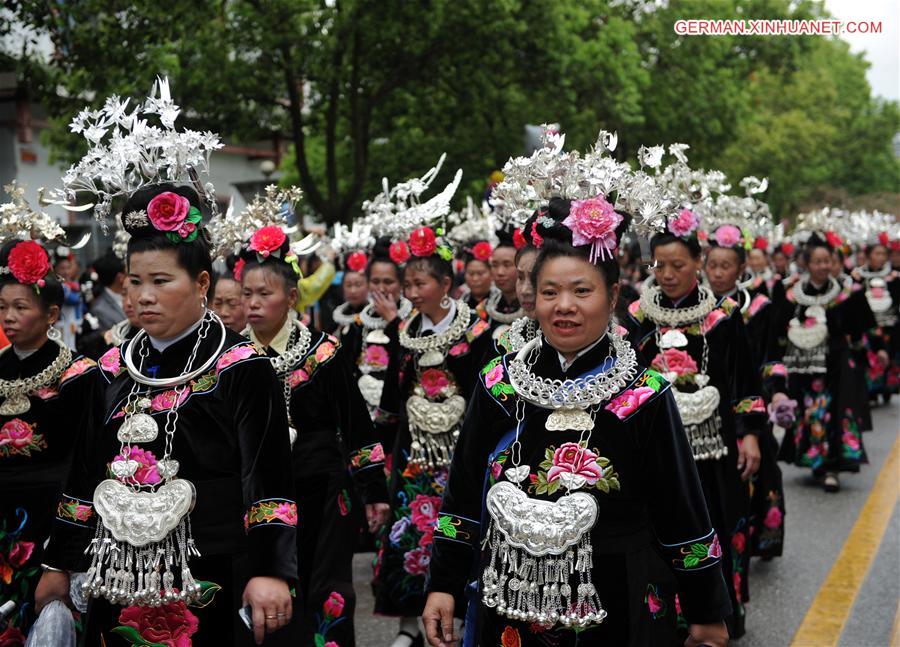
215, 343, 259, 372
98, 346, 124, 377
0, 419, 46, 458
59, 357, 97, 385
433, 513, 479, 546
448, 340, 470, 357
645, 583, 667, 620
244, 498, 298, 532
56, 495, 95, 527
287, 335, 340, 389
349, 443, 385, 474
467, 318, 490, 342
748, 294, 771, 318
762, 362, 787, 378
733, 396, 765, 415
481, 357, 515, 401
660, 530, 722, 571
605, 368, 669, 421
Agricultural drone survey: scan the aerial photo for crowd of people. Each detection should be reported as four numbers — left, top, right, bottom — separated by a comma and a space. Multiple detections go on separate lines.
0, 81, 897, 647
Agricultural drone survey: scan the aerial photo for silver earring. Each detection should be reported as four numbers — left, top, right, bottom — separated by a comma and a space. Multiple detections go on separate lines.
201, 296, 209, 310
46, 326, 63, 343
440, 295, 452, 309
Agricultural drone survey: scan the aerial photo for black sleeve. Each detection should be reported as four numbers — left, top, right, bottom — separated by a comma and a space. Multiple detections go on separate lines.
724, 310, 767, 437
374, 318, 405, 453
332, 346, 388, 504
43, 367, 109, 570
225, 356, 299, 584
641, 392, 733, 624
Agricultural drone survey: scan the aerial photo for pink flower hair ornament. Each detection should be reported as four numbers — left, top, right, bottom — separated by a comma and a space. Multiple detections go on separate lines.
146, 192, 203, 244
563, 196, 623, 263
712, 224, 744, 249
668, 209, 700, 238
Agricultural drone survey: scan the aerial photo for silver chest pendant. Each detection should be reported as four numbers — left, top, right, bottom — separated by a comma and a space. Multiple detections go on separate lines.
83, 478, 202, 607
481, 481, 606, 629
0, 394, 31, 416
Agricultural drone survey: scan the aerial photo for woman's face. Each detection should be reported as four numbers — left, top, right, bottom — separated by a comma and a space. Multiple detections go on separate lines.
342, 271, 369, 307
404, 267, 450, 321
535, 255, 617, 359
242, 267, 297, 338
772, 251, 788, 274
705, 247, 744, 295
212, 278, 246, 332
127, 250, 209, 339
490, 246, 517, 296
368, 261, 401, 303
868, 245, 888, 270
0, 285, 58, 350
831, 252, 844, 278
653, 242, 701, 300
464, 260, 492, 300
516, 249, 538, 317
748, 248, 768, 274
122, 287, 140, 328
807, 247, 833, 284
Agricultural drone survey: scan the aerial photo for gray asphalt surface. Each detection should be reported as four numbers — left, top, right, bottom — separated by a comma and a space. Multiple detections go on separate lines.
353, 400, 900, 646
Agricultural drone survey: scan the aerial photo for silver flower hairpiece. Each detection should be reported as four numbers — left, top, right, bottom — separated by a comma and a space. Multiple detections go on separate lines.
359, 153, 463, 240
446, 197, 499, 246
696, 176, 774, 245
46, 77, 223, 231
208, 184, 304, 259
0, 182, 66, 245
493, 124, 676, 237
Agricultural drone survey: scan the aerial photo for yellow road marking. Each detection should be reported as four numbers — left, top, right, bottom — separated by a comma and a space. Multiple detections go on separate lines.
790, 432, 900, 646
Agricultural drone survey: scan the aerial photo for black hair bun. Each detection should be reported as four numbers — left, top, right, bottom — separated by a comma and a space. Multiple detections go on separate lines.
371, 236, 393, 260
495, 225, 516, 249
805, 232, 834, 253
120, 183, 203, 238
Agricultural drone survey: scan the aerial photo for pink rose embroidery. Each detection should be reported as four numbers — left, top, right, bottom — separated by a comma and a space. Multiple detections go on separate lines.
448, 341, 469, 357
216, 345, 256, 372
763, 506, 783, 530
118, 600, 199, 647
647, 590, 663, 615
99, 347, 122, 374
668, 209, 700, 237
490, 461, 503, 480
605, 386, 656, 420
273, 502, 298, 525
0, 419, 35, 449
150, 388, 189, 412
409, 494, 442, 532
369, 443, 385, 463
72, 504, 93, 522
315, 341, 336, 363
32, 385, 58, 400
842, 430, 860, 451
289, 368, 310, 387
471, 320, 490, 337
484, 364, 504, 389
114, 447, 161, 485
146, 192, 191, 232
8, 540, 34, 568
707, 535, 722, 559
323, 591, 345, 619
403, 547, 431, 576
365, 345, 389, 367
546, 442, 604, 485
420, 369, 450, 398
418, 526, 435, 547
702, 308, 727, 331
651, 348, 698, 377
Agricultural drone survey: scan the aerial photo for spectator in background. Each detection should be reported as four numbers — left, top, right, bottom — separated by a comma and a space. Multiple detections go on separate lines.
89, 251, 126, 329
51, 246, 85, 349
211, 261, 247, 333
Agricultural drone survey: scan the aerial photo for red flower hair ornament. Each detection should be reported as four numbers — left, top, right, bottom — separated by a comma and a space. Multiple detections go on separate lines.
471, 241, 493, 262
513, 227, 526, 250
346, 251, 368, 273
409, 227, 437, 257
4, 241, 52, 289
389, 241, 410, 264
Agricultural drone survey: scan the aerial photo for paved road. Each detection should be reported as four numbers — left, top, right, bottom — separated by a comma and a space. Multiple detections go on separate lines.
353, 400, 900, 646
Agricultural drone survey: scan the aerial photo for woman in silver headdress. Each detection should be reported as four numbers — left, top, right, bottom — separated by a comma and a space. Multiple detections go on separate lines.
424, 198, 731, 647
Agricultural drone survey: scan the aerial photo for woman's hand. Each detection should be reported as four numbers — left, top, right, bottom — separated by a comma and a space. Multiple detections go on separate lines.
371, 291, 399, 323
242, 576, 293, 645
366, 503, 390, 533
34, 570, 72, 614
737, 434, 761, 481
877, 349, 890, 368
423, 592, 457, 647
685, 621, 729, 647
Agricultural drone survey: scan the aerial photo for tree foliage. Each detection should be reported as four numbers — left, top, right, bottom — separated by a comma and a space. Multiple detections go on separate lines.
4, 0, 898, 224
